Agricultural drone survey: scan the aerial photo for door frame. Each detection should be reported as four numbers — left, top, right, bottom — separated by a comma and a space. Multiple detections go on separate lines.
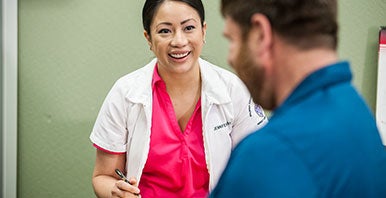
1, 0, 18, 197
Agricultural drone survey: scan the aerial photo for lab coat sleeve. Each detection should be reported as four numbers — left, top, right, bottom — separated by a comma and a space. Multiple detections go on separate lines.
229, 77, 268, 147
89, 78, 129, 153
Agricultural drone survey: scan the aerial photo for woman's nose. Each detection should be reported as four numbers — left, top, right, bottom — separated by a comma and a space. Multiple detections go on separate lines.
171, 31, 188, 47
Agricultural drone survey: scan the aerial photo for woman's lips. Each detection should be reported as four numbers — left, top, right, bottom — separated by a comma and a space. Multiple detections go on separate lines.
169, 51, 190, 59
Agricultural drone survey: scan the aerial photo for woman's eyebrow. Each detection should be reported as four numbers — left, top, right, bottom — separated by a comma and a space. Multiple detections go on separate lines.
181, 18, 197, 25
155, 18, 197, 28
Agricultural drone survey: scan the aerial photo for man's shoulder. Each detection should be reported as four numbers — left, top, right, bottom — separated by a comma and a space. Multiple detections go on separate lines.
234, 127, 291, 156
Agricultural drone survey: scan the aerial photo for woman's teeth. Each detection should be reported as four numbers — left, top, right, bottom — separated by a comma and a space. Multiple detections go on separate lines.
170, 52, 189, 59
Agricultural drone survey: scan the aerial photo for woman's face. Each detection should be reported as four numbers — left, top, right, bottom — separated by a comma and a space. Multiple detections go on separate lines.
145, 1, 206, 75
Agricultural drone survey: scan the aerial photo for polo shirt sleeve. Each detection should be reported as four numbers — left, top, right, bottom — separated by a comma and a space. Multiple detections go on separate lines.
89, 79, 128, 154
210, 132, 317, 198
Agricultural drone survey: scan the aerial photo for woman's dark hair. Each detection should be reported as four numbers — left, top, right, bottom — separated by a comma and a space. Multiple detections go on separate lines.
142, 0, 205, 38
221, 0, 338, 50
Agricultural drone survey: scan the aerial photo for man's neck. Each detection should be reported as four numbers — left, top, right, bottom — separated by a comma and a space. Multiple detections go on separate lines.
274, 46, 338, 107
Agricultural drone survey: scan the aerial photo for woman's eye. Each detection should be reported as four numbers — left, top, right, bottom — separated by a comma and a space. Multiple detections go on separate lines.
185, 25, 196, 31
158, 29, 171, 34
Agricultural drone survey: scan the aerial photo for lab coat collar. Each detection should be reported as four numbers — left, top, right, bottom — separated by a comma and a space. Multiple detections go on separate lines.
125, 58, 231, 105
199, 58, 232, 105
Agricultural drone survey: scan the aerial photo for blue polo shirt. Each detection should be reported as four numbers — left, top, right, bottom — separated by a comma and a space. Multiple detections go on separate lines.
210, 62, 386, 197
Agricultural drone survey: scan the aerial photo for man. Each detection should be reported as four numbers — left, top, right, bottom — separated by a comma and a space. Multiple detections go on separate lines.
210, 0, 386, 197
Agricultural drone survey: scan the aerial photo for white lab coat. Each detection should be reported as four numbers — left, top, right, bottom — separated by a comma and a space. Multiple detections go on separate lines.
90, 58, 267, 190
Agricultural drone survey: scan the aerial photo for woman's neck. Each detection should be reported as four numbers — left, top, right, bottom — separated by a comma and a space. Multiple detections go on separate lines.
158, 64, 201, 93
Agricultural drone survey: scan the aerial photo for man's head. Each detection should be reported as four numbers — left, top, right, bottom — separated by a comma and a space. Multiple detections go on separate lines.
221, 0, 338, 50
221, 0, 338, 110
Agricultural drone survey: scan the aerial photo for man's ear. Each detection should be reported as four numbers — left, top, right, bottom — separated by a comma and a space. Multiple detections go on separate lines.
144, 30, 152, 50
249, 13, 273, 56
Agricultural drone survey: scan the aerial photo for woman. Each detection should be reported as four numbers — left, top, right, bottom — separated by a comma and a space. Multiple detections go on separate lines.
90, 0, 267, 197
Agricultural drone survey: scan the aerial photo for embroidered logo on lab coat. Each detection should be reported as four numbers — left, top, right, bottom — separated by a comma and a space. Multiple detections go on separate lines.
248, 98, 265, 118
255, 104, 265, 117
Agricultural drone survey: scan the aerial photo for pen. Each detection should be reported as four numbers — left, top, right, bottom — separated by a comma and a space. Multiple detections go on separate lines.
114, 169, 140, 196
115, 169, 130, 183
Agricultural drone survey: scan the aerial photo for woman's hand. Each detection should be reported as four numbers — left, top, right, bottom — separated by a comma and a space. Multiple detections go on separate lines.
111, 177, 141, 198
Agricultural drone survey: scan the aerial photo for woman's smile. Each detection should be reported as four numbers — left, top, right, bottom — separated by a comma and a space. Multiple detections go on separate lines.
169, 51, 191, 60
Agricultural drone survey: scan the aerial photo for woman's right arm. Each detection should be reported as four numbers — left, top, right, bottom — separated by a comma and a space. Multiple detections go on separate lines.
92, 149, 140, 198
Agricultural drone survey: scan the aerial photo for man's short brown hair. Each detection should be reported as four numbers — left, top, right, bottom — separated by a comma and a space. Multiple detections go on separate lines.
221, 0, 338, 50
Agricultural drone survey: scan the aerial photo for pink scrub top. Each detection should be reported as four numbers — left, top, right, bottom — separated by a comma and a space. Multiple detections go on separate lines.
138, 65, 209, 197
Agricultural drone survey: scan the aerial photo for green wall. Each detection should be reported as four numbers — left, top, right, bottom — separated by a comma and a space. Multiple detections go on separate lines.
18, 0, 386, 197
338, 1, 386, 111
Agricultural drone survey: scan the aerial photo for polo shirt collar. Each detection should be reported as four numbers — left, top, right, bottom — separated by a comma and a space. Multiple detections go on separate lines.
151, 63, 163, 90
275, 61, 352, 114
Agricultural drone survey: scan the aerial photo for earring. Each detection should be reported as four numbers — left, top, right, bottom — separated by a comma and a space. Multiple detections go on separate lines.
203, 40, 206, 44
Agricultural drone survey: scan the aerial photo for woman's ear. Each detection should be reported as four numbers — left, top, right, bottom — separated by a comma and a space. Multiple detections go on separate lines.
202, 22, 207, 44
144, 30, 152, 50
